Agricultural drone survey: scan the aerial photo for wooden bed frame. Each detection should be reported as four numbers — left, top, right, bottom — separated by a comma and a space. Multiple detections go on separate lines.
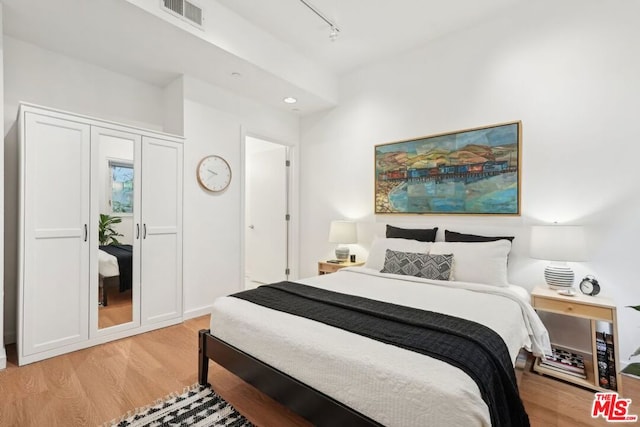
198, 329, 381, 427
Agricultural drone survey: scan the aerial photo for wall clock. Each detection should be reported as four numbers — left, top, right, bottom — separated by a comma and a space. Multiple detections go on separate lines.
197, 155, 232, 192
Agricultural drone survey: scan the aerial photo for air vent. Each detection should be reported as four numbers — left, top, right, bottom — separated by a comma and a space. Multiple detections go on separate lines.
184, 1, 203, 26
162, 0, 203, 27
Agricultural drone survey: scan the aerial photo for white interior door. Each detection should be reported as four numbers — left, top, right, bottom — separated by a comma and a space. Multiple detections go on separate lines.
245, 137, 288, 288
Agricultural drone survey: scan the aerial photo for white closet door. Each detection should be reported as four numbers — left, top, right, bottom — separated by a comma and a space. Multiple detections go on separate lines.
21, 112, 90, 356
140, 136, 183, 324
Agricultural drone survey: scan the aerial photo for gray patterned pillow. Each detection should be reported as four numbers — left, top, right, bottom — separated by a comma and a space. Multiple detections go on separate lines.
380, 249, 453, 280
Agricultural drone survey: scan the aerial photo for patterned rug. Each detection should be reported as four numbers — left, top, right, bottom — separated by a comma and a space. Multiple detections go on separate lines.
104, 384, 253, 427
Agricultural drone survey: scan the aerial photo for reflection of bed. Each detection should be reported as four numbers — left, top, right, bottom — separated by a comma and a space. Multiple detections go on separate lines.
98, 244, 133, 306
199, 239, 550, 427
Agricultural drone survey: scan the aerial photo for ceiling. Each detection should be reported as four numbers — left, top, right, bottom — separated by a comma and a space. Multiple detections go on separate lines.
216, 0, 524, 76
2, 0, 525, 115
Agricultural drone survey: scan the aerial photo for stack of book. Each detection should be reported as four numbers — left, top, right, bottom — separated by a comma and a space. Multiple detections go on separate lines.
596, 332, 618, 390
540, 346, 587, 379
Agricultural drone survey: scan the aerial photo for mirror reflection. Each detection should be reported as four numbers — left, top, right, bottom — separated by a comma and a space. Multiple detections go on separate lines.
98, 136, 134, 329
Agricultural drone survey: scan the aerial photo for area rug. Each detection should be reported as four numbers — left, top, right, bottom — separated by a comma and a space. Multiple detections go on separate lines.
104, 384, 253, 427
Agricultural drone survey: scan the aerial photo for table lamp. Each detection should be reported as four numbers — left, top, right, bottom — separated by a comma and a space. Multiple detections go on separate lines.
329, 220, 357, 261
530, 225, 587, 289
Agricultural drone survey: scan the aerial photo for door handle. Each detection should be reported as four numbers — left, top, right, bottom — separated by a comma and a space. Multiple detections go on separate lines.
136, 223, 140, 239
248, 225, 255, 229
143, 224, 147, 239
84, 224, 88, 242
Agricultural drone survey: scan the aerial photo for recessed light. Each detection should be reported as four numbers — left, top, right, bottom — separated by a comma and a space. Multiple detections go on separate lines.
283, 97, 297, 104
231, 72, 242, 78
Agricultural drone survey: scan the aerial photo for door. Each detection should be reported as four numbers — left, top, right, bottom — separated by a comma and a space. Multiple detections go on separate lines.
245, 137, 289, 288
21, 112, 91, 357
140, 136, 183, 324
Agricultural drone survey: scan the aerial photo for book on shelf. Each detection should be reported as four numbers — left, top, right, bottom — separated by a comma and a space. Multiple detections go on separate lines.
597, 332, 610, 389
539, 359, 587, 379
541, 345, 586, 376
605, 333, 618, 391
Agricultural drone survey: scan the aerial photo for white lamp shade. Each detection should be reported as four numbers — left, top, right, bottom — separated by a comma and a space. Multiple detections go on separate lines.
328, 221, 357, 244
530, 225, 587, 262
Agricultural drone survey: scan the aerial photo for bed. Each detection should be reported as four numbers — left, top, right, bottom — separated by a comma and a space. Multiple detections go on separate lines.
98, 244, 133, 306
198, 237, 551, 427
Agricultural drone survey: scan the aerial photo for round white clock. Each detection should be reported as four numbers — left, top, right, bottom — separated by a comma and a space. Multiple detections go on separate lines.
197, 155, 232, 192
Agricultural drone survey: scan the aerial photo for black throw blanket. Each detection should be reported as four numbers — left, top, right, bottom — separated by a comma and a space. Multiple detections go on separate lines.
231, 281, 529, 427
99, 244, 133, 292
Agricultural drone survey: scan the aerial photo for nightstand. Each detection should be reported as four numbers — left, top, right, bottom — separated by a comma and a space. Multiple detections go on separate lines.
318, 260, 364, 275
531, 286, 622, 393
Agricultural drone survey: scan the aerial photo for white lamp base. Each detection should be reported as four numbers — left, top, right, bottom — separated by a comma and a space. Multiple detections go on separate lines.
335, 246, 350, 260
544, 262, 575, 289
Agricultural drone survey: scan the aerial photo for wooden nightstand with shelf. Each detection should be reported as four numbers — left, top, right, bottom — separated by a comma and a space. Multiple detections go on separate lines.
531, 286, 622, 394
318, 260, 364, 275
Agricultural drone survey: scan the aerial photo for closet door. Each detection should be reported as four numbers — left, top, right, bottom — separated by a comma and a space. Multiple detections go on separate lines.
140, 136, 183, 324
20, 112, 91, 358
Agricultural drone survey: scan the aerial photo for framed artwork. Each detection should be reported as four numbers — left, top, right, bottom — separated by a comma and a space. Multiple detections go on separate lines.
375, 121, 521, 215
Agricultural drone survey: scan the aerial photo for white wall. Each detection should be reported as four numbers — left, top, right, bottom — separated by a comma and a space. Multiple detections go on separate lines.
2, 37, 165, 133
181, 76, 299, 318
300, 0, 640, 361
163, 77, 184, 136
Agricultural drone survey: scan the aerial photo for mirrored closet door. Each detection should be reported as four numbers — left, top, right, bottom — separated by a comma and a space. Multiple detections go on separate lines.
90, 127, 142, 337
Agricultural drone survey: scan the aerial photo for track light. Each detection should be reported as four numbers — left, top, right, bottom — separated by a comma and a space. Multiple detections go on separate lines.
329, 26, 339, 42
298, 0, 341, 41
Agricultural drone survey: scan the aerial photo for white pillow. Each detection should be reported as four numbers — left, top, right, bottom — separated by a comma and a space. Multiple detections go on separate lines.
365, 237, 432, 271
429, 240, 512, 286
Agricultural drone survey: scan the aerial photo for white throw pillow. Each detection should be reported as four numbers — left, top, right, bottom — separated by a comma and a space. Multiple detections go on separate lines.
429, 240, 512, 286
365, 237, 432, 271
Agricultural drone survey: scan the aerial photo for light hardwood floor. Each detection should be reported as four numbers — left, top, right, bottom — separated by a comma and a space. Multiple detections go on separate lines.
0, 316, 638, 427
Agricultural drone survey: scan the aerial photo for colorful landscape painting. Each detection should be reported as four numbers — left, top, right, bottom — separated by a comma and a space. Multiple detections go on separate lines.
375, 122, 521, 215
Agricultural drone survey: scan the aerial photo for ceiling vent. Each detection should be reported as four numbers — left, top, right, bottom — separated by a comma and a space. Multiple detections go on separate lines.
162, 0, 203, 27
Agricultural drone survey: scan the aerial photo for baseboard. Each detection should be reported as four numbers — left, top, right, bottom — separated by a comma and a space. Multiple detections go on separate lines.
0, 346, 6, 370
183, 305, 214, 320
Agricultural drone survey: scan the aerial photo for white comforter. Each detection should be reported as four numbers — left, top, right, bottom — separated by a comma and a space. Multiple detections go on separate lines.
210, 267, 551, 427
98, 249, 119, 278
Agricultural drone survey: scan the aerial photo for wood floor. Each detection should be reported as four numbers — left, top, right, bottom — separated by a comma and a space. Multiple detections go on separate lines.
0, 315, 638, 427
